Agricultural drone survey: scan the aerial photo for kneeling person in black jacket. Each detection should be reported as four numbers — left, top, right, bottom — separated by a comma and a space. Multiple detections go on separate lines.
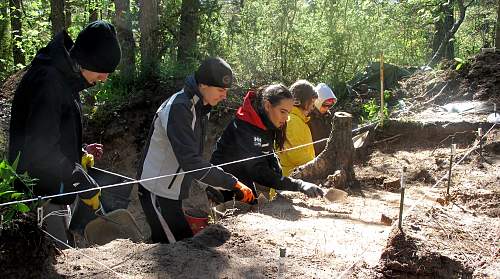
211, 84, 324, 200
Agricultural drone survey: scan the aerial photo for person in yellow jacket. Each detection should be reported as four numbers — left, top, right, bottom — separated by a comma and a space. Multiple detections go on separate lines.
278, 80, 318, 176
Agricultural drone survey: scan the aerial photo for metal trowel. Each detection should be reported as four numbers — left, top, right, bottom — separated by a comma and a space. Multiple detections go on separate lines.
324, 188, 348, 203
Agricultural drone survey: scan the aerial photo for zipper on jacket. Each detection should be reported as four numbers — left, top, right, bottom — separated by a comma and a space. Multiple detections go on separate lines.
167, 166, 182, 189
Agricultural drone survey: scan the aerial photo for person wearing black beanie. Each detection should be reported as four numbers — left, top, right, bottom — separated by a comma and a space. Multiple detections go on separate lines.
8, 20, 121, 247
70, 20, 122, 85
70, 20, 121, 74
137, 57, 256, 243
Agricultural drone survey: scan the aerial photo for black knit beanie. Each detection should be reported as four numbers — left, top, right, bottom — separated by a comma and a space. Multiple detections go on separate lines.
195, 57, 233, 88
70, 20, 121, 73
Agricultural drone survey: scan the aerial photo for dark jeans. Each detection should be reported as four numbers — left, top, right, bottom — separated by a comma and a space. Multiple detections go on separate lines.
138, 185, 193, 243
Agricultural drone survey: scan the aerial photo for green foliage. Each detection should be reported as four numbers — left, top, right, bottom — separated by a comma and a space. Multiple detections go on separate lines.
455, 2, 498, 57
0, 155, 36, 224
360, 98, 389, 124
453, 57, 467, 71
81, 73, 133, 121
0, 0, 496, 104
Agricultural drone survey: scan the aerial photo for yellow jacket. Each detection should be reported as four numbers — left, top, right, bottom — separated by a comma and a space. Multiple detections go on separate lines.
278, 106, 316, 176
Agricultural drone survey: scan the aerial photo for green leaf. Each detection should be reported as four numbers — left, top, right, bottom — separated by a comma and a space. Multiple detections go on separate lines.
15, 203, 30, 213
0, 190, 16, 197
10, 192, 23, 199
11, 153, 21, 172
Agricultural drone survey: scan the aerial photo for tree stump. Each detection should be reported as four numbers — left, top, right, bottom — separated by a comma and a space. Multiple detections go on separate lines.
290, 112, 356, 188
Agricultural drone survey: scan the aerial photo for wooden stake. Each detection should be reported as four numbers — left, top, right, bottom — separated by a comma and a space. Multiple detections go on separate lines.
446, 141, 456, 196
398, 167, 407, 230
380, 51, 385, 124
478, 128, 483, 158
37, 196, 43, 228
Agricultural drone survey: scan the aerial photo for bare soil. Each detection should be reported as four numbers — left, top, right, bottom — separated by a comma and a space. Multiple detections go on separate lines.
50, 128, 499, 278
0, 213, 60, 279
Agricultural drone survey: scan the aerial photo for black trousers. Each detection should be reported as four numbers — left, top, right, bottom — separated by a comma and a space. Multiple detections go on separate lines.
138, 185, 193, 243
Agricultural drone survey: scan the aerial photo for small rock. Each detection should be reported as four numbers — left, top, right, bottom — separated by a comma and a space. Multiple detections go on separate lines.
383, 179, 400, 191
410, 224, 421, 231
380, 214, 393, 226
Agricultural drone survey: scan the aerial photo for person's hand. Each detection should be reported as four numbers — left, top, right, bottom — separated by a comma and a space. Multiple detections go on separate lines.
297, 180, 324, 198
85, 143, 103, 160
81, 153, 94, 171
233, 181, 255, 203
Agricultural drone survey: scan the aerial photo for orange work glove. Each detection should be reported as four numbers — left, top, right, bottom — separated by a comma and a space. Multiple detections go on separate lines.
233, 181, 255, 203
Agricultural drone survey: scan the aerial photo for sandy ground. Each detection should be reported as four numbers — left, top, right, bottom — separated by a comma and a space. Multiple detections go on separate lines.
53, 128, 499, 278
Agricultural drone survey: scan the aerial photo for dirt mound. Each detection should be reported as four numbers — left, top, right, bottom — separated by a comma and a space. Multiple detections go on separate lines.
397, 51, 500, 113
379, 228, 473, 278
189, 224, 231, 248
0, 213, 60, 279
452, 190, 500, 218
0, 69, 25, 156
464, 52, 500, 102
0, 69, 25, 101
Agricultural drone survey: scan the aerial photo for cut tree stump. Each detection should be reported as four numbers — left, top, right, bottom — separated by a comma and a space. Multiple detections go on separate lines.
290, 112, 357, 188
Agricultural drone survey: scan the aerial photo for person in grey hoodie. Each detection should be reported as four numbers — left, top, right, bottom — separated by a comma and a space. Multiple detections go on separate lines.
137, 57, 255, 243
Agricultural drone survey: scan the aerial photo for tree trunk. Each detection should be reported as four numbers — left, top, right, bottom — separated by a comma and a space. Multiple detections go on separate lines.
114, 0, 136, 82
89, 0, 98, 22
431, 0, 454, 61
290, 112, 356, 186
428, 0, 468, 67
496, 0, 500, 49
0, 0, 9, 78
65, 0, 71, 28
138, 0, 159, 76
177, 0, 200, 64
50, 0, 65, 35
9, 0, 24, 66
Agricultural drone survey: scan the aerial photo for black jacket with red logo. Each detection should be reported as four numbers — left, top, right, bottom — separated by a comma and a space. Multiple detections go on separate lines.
210, 91, 301, 194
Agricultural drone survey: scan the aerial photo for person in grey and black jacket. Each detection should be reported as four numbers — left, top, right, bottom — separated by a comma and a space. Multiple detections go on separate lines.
137, 57, 255, 243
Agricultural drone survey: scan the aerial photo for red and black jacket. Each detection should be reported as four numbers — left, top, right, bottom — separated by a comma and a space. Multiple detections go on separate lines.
210, 91, 300, 195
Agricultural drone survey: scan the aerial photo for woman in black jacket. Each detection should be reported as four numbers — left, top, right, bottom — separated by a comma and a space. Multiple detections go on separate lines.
211, 84, 324, 200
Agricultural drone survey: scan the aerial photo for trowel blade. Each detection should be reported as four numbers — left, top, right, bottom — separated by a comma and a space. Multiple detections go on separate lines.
353, 131, 369, 148
324, 188, 348, 203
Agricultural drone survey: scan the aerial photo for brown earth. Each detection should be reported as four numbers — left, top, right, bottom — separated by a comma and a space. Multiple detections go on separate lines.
49, 128, 499, 278
0, 213, 60, 279
395, 52, 500, 118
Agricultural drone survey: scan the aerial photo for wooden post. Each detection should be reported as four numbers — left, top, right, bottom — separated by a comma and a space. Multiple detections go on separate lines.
447, 141, 456, 196
380, 51, 385, 124
478, 128, 483, 158
398, 167, 406, 230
